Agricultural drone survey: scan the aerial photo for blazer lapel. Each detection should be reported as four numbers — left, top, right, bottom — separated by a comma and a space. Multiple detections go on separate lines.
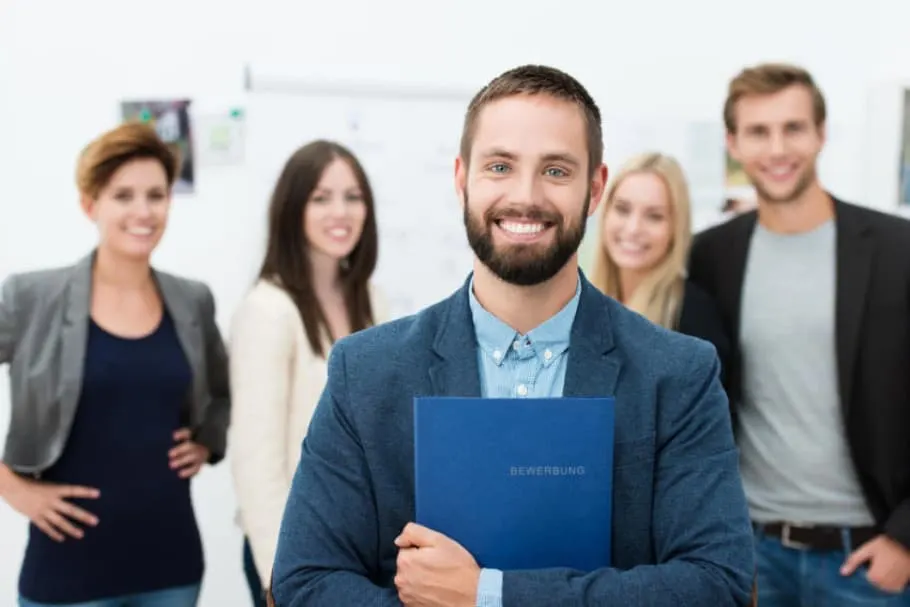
428, 277, 482, 398
563, 276, 620, 398
428, 273, 622, 399
833, 199, 874, 416
58, 253, 94, 417
722, 213, 758, 343
154, 271, 203, 423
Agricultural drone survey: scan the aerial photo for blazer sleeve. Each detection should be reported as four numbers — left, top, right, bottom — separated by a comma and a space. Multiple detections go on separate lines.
678, 282, 731, 390
193, 284, 231, 465
227, 285, 297, 588
885, 275, 910, 550
271, 342, 404, 607
500, 341, 755, 606
687, 231, 714, 291
0, 275, 18, 364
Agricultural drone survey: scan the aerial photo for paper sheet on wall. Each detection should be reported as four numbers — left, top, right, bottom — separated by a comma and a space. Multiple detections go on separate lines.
194, 109, 246, 166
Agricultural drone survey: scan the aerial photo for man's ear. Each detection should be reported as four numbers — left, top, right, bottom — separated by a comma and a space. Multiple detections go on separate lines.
588, 163, 609, 218
725, 132, 741, 165
454, 156, 468, 211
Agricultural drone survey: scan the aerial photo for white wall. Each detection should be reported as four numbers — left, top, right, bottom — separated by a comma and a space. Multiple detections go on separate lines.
2, 0, 909, 604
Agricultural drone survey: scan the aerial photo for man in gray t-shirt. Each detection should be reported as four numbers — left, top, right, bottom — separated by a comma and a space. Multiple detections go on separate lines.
690, 62, 910, 606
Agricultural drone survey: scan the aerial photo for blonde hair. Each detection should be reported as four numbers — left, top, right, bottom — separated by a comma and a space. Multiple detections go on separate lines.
590, 152, 691, 328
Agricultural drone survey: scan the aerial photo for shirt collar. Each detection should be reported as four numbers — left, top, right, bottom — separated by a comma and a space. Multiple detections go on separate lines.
468, 275, 580, 366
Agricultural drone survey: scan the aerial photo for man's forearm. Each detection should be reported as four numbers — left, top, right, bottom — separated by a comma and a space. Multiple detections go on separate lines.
501, 560, 753, 607
271, 571, 404, 607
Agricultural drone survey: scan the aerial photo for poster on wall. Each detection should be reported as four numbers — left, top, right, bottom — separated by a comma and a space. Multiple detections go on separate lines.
120, 99, 194, 194
899, 89, 910, 206
194, 108, 246, 167
723, 151, 757, 216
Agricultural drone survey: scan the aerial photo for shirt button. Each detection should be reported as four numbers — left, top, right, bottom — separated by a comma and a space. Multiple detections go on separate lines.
493, 349, 502, 360
516, 384, 528, 396
513, 340, 521, 351
544, 349, 552, 360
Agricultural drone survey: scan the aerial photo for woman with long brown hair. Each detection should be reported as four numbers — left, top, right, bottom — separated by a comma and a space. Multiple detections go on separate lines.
227, 140, 388, 606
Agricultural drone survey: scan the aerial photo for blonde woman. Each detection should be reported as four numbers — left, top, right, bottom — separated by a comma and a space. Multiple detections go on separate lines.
591, 152, 730, 381
227, 140, 389, 606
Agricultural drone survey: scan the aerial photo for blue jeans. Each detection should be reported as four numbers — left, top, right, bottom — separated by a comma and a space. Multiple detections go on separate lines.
19, 583, 200, 607
755, 527, 910, 606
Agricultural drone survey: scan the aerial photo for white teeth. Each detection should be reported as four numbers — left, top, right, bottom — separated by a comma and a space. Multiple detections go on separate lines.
618, 241, 646, 253
127, 227, 153, 236
768, 167, 794, 177
328, 227, 350, 238
500, 222, 544, 234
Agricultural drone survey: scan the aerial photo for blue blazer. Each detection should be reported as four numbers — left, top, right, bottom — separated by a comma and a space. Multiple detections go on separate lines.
271, 273, 755, 606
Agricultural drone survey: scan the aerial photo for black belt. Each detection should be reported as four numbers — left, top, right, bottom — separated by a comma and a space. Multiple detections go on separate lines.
755, 522, 878, 551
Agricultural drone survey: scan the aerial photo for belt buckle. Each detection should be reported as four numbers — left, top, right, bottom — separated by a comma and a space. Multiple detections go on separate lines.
780, 523, 811, 550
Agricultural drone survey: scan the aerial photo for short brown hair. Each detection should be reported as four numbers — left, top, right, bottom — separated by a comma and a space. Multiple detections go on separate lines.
723, 63, 827, 134
76, 122, 180, 199
459, 64, 603, 177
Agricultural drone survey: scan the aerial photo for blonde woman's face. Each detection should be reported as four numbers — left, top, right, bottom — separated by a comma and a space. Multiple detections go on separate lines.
601, 172, 673, 274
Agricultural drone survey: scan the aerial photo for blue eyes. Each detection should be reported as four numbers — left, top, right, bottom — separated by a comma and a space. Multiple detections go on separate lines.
488, 164, 568, 178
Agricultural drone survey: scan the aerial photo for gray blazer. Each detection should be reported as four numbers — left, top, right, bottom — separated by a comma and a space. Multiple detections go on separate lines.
0, 251, 231, 476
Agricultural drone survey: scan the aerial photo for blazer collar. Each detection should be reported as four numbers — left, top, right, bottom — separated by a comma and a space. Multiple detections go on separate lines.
63, 249, 198, 328
429, 269, 621, 399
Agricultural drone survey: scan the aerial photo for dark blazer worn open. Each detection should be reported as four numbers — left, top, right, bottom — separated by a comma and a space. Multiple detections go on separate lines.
688, 196, 910, 552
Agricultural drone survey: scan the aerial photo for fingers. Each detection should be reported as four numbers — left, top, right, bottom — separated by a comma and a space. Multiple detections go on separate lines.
35, 517, 65, 542
841, 542, 874, 576
169, 441, 195, 460
44, 509, 85, 540
177, 462, 203, 479
37, 495, 100, 542
58, 484, 100, 500
170, 449, 201, 471
173, 428, 192, 442
395, 522, 438, 549
54, 498, 98, 527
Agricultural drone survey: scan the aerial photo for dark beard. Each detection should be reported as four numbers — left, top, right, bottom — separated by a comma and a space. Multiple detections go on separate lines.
463, 191, 589, 286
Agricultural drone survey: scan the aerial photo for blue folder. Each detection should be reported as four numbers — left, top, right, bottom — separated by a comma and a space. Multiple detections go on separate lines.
413, 396, 614, 571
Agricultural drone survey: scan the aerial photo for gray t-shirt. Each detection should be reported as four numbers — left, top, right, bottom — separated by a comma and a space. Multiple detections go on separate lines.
737, 219, 874, 525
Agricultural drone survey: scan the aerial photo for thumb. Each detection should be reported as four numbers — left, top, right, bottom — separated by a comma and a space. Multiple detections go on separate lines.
395, 522, 438, 549
841, 541, 875, 576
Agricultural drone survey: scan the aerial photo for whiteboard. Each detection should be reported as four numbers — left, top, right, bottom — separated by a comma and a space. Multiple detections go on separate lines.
244, 71, 477, 320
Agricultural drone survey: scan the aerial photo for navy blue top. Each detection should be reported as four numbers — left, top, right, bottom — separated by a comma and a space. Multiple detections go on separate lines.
18, 311, 204, 603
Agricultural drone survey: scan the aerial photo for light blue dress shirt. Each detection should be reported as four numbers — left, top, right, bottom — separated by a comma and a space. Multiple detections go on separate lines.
468, 277, 581, 607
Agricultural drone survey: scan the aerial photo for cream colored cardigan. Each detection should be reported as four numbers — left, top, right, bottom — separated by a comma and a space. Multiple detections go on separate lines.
226, 278, 390, 586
